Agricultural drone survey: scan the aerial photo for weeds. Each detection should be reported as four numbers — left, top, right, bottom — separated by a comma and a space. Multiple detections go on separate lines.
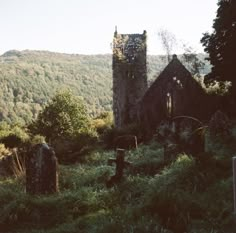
0, 139, 234, 233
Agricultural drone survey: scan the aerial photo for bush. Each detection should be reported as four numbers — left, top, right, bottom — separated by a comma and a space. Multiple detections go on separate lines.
30, 90, 94, 141
92, 111, 113, 135
0, 123, 29, 149
29, 90, 98, 163
0, 144, 11, 159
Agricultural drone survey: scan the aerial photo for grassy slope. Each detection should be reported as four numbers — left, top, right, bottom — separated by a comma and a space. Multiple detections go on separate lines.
0, 138, 234, 233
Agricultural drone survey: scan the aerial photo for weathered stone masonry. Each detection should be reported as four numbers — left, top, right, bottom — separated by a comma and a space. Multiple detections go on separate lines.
112, 29, 147, 128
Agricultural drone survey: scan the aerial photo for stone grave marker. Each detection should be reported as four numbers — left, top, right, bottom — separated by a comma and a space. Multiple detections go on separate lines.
156, 120, 181, 161
106, 148, 131, 188
209, 110, 231, 138
114, 135, 138, 150
26, 143, 58, 195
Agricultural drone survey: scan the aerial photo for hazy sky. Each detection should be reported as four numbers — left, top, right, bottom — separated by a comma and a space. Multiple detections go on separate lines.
0, 0, 218, 55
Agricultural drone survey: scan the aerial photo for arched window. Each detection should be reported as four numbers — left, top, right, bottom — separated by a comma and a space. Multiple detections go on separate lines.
166, 92, 172, 117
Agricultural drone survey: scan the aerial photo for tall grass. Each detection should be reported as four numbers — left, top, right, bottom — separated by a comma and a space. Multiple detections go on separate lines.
0, 139, 234, 233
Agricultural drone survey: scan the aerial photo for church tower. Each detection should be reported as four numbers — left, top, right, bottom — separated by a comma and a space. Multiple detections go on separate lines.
112, 29, 147, 128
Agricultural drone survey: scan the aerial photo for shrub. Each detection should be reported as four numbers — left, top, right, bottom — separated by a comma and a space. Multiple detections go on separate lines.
29, 90, 98, 163
30, 135, 46, 146
0, 123, 29, 148
92, 111, 113, 135
0, 144, 11, 159
30, 90, 94, 141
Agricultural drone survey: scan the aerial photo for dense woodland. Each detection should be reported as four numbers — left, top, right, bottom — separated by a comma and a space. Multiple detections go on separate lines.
0, 50, 210, 124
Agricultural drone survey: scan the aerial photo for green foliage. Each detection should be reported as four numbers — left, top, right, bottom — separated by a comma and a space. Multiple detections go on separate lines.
0, 122, 29, 148
142, 153, 233, 232
0, 51, 113, 124
201, 0, 236, 114
31, 90, 93, 141
30, 134, 46, 145
0, 132, 234, 233
181, 44, 206, 78
202, 79, 232, 96
0, 143, 10, 159
29, 90, 98, 162
92, 111, 113, 135
201, 0, 236, 84
0, 50, 211, 124
127, 142, 166, 176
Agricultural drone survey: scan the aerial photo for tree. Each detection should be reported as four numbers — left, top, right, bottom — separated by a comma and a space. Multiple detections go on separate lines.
31, 90, 92, 141
158, 29, 177, 63
181, 44, 205, 78
201, 0, 236, 113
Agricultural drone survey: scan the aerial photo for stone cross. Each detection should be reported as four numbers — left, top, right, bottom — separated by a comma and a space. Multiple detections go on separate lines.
106, 149, 131, 188
233, 157, 236, 215
26, 143, 58, 195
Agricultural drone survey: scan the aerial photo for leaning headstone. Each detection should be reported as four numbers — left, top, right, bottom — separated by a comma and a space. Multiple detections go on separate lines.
233, 157, 236, 215
26, 143, 58, 195
106, 149, 131, 188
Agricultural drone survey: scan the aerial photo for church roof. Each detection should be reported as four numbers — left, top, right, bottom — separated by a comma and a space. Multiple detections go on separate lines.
143, 54, 203, 101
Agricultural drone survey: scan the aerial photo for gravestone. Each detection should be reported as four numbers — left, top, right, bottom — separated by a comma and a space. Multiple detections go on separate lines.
233, 157, 236, 215
26, 143, 58, 195
106, 149, 131, 188
206, 111, 231, 154
156, 118, 205, 161
176, 118, 205, 155
156, 120, 180, 161
114, 135, 138, 150
209, 110, 231, 138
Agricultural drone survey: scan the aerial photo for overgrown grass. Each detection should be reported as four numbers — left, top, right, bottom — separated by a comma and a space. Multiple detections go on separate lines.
0, 140, 234, 233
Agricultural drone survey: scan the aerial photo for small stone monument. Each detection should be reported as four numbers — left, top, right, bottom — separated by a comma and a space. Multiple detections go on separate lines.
209, 110, 231, 138
233, 157, 236, 215
26, 143, 58, 195
156, 117, 205, 160
113, 135, 138, 150
106, 149, 131, 188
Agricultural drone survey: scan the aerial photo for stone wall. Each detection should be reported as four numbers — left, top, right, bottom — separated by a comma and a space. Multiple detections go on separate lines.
139, 55, 208, 139
112, 30, 147, 128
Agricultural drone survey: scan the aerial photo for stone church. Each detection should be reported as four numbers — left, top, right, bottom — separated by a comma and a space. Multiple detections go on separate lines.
112, 29, 147, 128
112, 29, 207, 138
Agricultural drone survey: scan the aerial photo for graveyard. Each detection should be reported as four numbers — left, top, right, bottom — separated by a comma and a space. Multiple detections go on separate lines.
0, 88, 235, 232
0, 131, 235, 233
0, 0, 236, 232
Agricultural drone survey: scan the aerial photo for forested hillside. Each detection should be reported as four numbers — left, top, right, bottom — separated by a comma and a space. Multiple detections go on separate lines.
0, 50, 210, 124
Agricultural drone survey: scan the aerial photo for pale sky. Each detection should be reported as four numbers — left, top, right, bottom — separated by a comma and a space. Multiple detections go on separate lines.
0, 0, 218, 55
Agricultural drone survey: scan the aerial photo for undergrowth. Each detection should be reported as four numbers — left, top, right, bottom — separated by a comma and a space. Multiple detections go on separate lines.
0, 141, 234, 233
